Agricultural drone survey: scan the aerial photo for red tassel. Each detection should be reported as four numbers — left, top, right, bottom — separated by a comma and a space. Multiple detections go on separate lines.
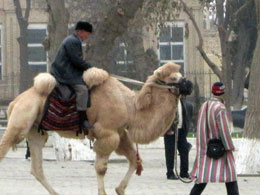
135, 151, 143, 176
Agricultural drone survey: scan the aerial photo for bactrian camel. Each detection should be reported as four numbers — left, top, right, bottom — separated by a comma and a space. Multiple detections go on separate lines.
0, 62, 182, 195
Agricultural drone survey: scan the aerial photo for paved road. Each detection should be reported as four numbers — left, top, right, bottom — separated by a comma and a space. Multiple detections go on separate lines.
0, 146, 259, 195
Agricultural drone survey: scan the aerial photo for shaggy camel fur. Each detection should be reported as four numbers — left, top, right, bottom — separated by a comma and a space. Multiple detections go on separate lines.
0, 62, 182, 195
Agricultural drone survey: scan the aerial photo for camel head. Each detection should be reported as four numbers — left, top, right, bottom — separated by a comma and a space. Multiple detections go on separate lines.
153, 62, 182, 87
136, 62, 182, 110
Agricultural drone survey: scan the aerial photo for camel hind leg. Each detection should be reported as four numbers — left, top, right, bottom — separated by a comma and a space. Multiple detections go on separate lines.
0, 95, 40, 161
114, 130, 137, 195
27, 127, 59, 195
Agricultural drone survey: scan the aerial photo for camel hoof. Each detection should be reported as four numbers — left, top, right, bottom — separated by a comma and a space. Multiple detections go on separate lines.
115, 187, 125, 195
98, 191, 107, 195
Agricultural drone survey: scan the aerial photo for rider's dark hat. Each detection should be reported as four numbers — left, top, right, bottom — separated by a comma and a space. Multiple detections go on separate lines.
75, 21, 93, 33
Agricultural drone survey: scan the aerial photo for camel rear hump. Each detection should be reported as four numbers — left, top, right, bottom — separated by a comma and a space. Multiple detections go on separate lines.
33, 73, 56, 96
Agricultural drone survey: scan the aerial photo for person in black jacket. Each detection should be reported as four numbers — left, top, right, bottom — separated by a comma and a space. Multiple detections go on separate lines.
164, 85, 193, 180
50, 21, 93, 130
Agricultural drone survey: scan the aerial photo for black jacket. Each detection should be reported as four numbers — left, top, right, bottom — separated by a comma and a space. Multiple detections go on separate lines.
50, 33, 92, 85
180, 98, 193, 133
168, 98, 193, 134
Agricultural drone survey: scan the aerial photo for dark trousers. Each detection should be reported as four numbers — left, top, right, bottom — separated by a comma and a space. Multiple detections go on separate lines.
164, 128, 190, 177
71, 84, 89, 111
25, 140, 30, 159
190, 181, 239, 195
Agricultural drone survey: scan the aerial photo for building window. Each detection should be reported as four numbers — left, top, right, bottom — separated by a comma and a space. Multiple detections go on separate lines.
0, 25, 2, 80
116, 43, 133, 66
114, 43, 134, 76
158, 22, 185, 74
27, 24, 47, 73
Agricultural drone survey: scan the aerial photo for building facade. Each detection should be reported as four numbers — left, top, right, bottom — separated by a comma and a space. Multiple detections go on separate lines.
0, 0, 48, 104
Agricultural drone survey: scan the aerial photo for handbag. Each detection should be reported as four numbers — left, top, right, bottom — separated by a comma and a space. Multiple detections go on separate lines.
207, 138, 225, 159
205, 102, 226, 160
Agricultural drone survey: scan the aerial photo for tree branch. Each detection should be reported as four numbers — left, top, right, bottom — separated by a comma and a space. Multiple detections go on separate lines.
179, 0, 222, 80
13, 0, 24, 27
234, 0, 254, 18
255, 0, 260, 25
13, 0, 30, 28
24, 0, 31, 22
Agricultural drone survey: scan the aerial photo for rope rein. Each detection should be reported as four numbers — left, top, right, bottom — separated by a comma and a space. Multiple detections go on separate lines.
111, 74, 179, 89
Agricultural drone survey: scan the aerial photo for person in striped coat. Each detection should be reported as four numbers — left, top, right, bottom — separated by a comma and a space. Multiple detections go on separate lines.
190, 82, 239, 195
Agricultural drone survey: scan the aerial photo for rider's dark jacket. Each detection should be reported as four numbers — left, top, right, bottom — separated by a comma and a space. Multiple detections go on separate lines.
50, 33, 92, 85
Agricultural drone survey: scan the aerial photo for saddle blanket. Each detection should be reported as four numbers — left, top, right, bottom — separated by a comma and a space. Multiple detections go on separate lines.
40, 87, 80, 132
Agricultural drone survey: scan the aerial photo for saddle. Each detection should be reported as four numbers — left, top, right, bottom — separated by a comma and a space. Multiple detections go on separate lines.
39, 83, 90, 134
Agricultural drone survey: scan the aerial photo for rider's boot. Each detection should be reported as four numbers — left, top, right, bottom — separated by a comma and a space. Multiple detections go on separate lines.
78, 111, 94, 129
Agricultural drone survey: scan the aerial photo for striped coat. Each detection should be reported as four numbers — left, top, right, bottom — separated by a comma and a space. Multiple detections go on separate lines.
191, 98, 237, 183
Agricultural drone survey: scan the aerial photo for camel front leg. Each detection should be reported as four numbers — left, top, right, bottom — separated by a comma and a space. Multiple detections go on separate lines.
115, 131, 137, 195
93, 128, 120, 195
95, 152, 111, 195
27, 129, 59, 195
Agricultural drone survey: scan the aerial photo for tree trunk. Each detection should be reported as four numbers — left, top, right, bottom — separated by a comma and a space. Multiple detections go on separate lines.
220, 43, 232, 114
217, 0, 233, 114
232, 25, 250, 109
125, 33, 158, 82
236, 0, 260, 174
126, 33, 148, 82
85, 0, 145, 69
13, 0, 31, 93
44, 0, 69, 70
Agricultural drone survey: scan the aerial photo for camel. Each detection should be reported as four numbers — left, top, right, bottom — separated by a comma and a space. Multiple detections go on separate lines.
0, 62, 182, 195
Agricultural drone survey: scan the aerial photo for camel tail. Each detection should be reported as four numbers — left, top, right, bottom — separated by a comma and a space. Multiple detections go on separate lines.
7, 101, 15, 119
0, 101, 34, 161
0, 122, 31, 161
33, 73, 56, 96
0, 126, 20, 161
0, 102, 14, 161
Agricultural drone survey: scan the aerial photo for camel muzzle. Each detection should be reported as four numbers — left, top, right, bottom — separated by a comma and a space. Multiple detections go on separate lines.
156, 78, 193, 96
177, 78, 193, 96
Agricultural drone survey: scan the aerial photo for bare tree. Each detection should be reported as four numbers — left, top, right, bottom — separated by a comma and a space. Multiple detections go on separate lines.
182, 0, 256, 110
84, 0, 146, 69
43, 0, 69, 69
13, 0, 31, 92
236, 0, 260, 174
46, 0, 181, 82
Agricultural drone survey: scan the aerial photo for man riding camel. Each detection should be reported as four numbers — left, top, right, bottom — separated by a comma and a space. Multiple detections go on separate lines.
50, 21, 93, 130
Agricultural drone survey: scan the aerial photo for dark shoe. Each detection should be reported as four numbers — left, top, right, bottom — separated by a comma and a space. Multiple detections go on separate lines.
25, 152, 30, 159
180, 172, 191, 179
167, 174, 178, 180
25, 141, 30, 159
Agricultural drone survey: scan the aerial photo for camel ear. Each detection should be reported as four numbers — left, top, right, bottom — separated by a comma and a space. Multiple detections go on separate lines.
135, 85, 152, 110
154, 69, 162, 79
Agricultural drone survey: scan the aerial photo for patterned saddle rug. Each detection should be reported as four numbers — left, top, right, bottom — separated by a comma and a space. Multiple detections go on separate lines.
39, 84, 89, 133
